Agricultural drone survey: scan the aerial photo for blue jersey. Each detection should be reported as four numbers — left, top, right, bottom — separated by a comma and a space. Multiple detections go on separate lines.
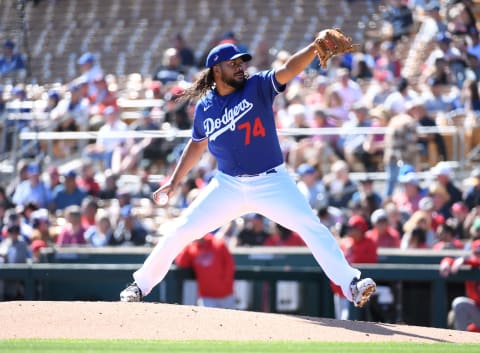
192, 70, 286, 176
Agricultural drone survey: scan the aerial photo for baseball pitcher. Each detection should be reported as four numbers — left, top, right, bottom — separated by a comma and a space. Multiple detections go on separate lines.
121, 29, 375, 308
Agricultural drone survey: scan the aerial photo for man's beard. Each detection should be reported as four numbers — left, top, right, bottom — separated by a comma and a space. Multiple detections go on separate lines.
224, 75, 246, 90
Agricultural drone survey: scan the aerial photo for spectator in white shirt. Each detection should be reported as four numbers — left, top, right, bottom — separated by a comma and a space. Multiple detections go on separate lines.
83, 106, 128, 170
384, 77, 419, 114
329, 68, 363, 111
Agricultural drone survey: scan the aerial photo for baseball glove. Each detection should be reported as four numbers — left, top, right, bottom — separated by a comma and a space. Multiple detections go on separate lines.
313, 29, 360, 69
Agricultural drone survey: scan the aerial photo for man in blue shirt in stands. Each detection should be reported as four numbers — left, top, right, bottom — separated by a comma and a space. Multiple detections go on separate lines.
50, 170, 87, 212
0, 40, 26, 78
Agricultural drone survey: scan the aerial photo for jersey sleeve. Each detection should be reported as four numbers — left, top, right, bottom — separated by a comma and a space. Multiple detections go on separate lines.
192, 101, 207, 141
255, 69, 286, 102
464, 256, 480, 267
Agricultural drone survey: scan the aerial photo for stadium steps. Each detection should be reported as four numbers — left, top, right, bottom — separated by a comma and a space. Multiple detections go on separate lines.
0, 0, 385, 85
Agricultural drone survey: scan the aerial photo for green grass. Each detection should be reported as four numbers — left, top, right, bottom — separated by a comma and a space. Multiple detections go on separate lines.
0, 340, 478, 353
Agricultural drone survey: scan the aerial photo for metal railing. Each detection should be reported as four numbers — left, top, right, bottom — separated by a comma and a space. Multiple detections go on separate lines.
0, 98, 473, 181
17, 124, 464, 179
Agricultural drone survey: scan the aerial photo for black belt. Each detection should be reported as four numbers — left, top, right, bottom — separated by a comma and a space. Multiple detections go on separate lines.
235, 168, 277, 178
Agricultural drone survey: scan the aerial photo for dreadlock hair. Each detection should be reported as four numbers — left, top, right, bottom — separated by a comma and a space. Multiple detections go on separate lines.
177, 68, 215, 103
177, 65, 250, 103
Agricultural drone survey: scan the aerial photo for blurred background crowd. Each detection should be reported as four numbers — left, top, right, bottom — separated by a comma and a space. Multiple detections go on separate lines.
0, 0, 480, 326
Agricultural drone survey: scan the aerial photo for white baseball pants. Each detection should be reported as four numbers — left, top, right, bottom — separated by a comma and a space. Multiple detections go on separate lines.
133, 164, 360, 301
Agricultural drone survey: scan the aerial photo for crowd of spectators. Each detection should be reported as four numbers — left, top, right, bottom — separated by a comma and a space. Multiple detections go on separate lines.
0, 0, 480, 324
0, 3, 478, 247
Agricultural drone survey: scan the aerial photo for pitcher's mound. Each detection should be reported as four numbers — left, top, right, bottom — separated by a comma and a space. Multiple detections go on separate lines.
1, 301, 479, 343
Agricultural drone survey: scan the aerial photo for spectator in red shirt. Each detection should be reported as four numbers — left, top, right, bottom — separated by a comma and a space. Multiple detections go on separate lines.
77, 158, 100, 197
341, 215, 378, 264
89, 75, 117, 117
433, 222, 465, 250
80, 196, 98, 230
332, 215, 378, 319
375, 41, 402, 78
175, 233, 235, 309
439, 239, 480, 331
366, 208, 401, 248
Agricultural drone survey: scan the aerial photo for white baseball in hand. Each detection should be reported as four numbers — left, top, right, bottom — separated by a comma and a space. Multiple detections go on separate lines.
154, 192, 169, 206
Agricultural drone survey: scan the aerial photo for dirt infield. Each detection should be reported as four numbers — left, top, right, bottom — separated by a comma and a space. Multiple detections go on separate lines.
1, 301, 480, 343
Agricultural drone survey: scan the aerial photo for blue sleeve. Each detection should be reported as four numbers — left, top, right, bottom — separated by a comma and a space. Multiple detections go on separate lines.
192, 100, 207, 141
255, 70, 286, 102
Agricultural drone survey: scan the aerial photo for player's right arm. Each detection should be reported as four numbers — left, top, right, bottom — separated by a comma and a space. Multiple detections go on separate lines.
153, 138, 208, 202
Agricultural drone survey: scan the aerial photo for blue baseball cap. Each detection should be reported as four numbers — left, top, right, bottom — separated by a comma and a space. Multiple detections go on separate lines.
48, 90, 60, 100
398, 164, 415, 177
296, 163, 316, 176
77, 52, 95, 65
205, 43, 251, 68
3, 40, 15, 49
398, 172, 419, 185
435, 32, 451, 44
64, 170, 77, 179
27, 163, 40, 175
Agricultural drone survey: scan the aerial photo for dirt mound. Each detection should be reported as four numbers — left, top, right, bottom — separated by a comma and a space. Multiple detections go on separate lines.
1, 301, 479, 343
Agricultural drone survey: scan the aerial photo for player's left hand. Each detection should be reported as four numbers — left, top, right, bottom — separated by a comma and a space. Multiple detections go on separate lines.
313, 28, 360, 69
